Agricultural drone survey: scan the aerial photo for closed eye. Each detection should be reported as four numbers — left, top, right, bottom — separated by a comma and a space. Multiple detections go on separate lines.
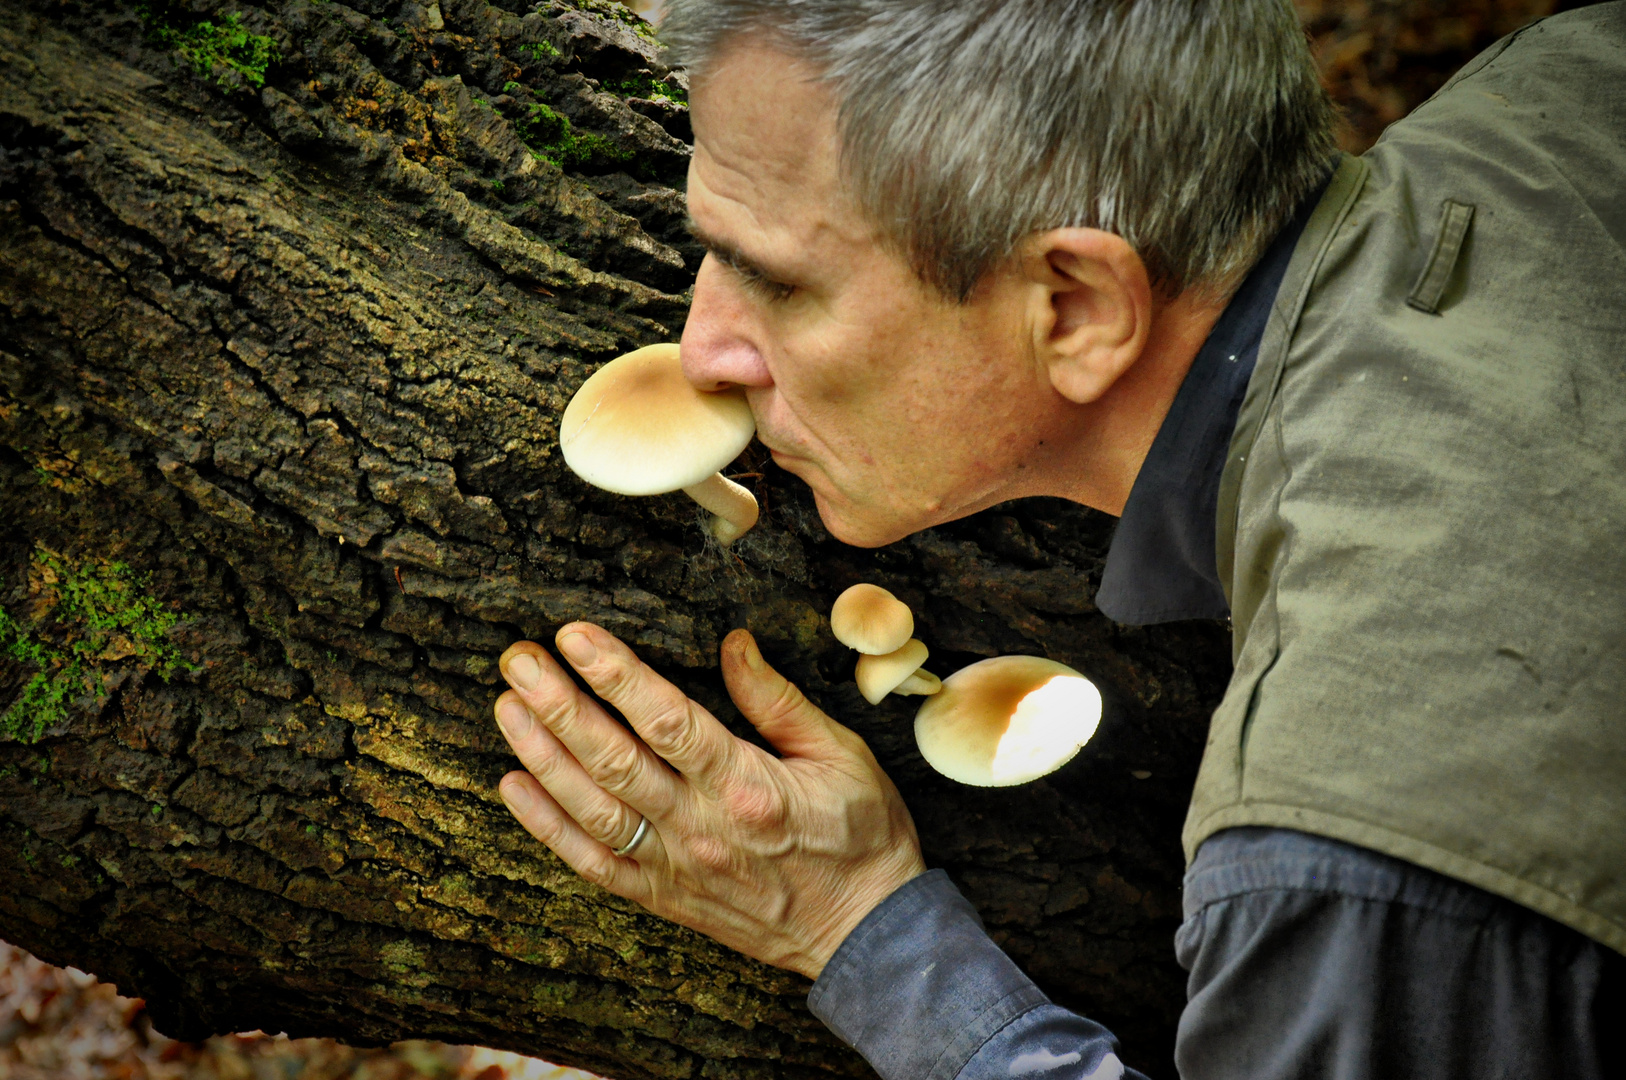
725, 258, 798, 303
688, 216, 800, 303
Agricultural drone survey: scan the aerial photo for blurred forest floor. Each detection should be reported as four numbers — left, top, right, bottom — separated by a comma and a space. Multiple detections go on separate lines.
0, 0, 1589, 1077
0, 942, 593, 1080
1296, 0, 1583, 149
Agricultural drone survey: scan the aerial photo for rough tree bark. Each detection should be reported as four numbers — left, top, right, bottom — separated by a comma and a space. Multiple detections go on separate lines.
3, 1, 1241, 1077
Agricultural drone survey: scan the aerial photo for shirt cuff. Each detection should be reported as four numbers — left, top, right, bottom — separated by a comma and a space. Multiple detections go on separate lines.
808, 869, 1050, 1080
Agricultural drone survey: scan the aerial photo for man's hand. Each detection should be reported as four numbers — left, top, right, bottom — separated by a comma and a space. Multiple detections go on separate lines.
493, 622, 928, 980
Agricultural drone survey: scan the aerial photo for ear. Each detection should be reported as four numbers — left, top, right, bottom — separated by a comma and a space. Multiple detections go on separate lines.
1022, 229, 1152, 404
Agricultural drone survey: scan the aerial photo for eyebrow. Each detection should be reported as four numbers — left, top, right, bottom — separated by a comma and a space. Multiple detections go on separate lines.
685, 215, 792, 285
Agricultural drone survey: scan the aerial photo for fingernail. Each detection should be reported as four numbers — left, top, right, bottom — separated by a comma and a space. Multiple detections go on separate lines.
506, 652, 541, 691
743, 634, 764, 671
558, 632, 597, 667
498, 777, 533, 812
497, 699, 533, 741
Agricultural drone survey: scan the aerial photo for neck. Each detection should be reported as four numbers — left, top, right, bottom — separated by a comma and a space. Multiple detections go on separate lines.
1055, 288, 1228, 515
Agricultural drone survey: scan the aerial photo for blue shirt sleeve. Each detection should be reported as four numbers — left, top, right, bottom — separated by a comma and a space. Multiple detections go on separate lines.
808, 869, 1147, 1080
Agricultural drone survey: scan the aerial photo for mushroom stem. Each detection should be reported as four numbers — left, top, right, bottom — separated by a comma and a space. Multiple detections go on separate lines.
682, 472, 760, 546
856, 639, 935, 705
894, 669, 941, 696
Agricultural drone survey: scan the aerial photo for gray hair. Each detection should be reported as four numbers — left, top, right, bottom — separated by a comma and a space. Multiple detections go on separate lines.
660, 0, 1337, 300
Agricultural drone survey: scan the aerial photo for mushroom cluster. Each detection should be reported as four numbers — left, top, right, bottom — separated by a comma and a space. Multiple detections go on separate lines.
827, 584, 1102, 787
830, 584, 941, 704
559, 343, 759, 545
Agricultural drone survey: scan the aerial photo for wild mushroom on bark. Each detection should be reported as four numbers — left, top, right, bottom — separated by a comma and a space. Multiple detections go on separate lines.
914, 656, 1102, 786
855, 638, 942, 705
829, 583, 940, 703
830, 583, 914, 655
559, 343, 759, 544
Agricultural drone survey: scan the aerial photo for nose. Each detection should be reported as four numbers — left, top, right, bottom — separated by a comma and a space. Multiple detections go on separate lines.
680, 255, 774, 392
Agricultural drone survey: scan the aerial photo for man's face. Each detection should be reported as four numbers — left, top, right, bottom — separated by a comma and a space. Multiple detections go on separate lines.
681, 44, 1083, 547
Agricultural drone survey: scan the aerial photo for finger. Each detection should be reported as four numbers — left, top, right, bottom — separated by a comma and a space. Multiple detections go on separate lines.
499, 640, 678, 817
554, 623, 739, 795
722, 630, 858, 761
495, 691, 646, 854
497, 771, 654, 898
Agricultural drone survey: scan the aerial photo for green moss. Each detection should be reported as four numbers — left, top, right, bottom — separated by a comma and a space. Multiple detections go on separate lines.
516, 102, 631, 171
0, 548, 193, 744
516, 40, 561, 62
596, 0, 658, 39
605, 73, 685, 106
500, 82, 648, 172
138, 2, 279, 90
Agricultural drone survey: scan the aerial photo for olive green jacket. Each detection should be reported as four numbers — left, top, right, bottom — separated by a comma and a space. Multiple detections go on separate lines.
1188, 3, 1626, 954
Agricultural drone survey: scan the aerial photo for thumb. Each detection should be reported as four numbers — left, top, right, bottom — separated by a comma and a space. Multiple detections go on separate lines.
722, 629, 851, 760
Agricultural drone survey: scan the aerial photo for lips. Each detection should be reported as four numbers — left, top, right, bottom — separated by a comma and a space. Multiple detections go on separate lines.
767, 448, 808, 475
763, 445, 818, 487
754, 431, 800, 464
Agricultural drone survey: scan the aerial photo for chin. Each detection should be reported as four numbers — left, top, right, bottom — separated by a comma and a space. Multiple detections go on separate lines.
811, 491, 914, 549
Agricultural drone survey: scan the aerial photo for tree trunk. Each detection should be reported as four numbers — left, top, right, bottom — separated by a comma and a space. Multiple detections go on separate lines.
0, 3, 1234, 1078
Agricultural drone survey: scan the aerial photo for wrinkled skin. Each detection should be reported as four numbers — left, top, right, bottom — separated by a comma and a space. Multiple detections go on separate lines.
497, 625, 925, 978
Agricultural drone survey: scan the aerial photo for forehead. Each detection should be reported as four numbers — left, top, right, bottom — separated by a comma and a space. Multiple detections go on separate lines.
687, 42, 867, 251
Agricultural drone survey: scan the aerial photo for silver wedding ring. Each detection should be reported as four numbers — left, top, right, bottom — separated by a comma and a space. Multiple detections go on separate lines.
612, 816, 650, 857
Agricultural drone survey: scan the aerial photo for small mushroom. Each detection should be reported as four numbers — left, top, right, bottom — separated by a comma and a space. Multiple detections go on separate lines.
913, 656, 1102, 786
829, 583, 914, 655
559, 343, 759, 545
855, 638, 942, 705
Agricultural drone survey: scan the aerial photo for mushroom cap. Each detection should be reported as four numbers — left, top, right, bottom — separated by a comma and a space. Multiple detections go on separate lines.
913, 656, 1102, 787
559, 343, 755, 496
855, 639, 930, 705
830, 583, 914, 655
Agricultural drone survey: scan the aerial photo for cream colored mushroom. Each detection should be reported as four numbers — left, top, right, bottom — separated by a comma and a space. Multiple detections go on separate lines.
830, 583, 914, 655
559, 343, 759, 544
855, 639, 943, 705
914, 656, 1102, 786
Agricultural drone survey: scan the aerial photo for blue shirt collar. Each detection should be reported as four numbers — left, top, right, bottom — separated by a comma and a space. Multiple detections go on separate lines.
1093, 176, 1330, 626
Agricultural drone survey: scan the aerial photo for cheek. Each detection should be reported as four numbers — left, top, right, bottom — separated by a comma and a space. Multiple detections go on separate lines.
774, 343, 865, 412
762, 286, 1020, 469
786, 294, 928, 409
749, 357, 871, 456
